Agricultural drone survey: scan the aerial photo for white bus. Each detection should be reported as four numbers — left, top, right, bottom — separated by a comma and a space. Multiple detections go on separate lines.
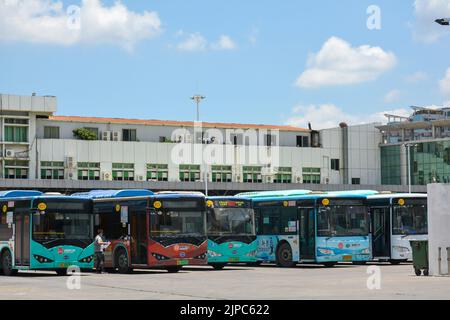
367, 193, 427, 264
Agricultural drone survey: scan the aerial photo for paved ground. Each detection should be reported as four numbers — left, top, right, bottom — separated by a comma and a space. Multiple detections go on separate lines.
1, 262, 449, 300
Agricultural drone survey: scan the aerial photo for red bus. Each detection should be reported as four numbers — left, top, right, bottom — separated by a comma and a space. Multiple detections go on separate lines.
72, 189, 207, 273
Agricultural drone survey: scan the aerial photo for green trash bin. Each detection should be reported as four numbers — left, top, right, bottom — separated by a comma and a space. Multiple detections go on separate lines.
409, 240, 429, 276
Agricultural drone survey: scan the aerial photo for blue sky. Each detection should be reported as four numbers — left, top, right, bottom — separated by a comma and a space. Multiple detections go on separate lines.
1, 0, 450, 129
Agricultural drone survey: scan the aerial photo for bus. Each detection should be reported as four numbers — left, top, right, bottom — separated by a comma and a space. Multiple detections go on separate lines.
73, 189, 208, 273
206, 196, 257, 269
238, 190, 373, 267
1, 191, 94, 276
366, 193, 427, 264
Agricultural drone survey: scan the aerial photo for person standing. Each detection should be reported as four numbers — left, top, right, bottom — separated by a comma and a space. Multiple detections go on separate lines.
94, 229, 107, 273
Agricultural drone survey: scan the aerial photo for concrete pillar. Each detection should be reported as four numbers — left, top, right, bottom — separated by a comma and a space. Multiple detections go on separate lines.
427, 183, 450, 276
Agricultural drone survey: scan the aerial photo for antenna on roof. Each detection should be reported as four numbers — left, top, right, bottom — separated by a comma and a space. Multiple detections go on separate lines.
308, 122, 312, 130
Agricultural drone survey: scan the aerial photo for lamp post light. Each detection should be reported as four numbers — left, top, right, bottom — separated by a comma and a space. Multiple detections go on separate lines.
191, 95, 206, 122
404, 143, 418, 193
435, 18, 450, 26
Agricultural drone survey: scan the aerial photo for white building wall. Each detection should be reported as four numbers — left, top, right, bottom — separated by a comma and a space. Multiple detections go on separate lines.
427, 183, 450, 276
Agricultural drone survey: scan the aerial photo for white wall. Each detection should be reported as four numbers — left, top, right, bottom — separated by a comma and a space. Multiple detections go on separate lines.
427, 183, 450, 276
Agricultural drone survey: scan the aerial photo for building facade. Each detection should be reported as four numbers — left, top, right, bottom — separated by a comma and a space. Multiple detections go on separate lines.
0, 93, 423, 193
379, 106, 450, 186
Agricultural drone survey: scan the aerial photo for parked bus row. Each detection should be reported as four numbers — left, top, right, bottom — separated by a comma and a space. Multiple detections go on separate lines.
0, 189, 427, 276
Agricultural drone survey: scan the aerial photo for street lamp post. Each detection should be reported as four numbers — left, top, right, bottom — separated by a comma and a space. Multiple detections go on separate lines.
191, 95, 206, 122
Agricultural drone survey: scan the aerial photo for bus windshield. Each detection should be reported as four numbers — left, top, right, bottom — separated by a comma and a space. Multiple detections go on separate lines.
151, 210, 205, 237
32, 212, 92, 242
393, 205, 427, 235
207, 207, 254, 236
318, 205, 369, 237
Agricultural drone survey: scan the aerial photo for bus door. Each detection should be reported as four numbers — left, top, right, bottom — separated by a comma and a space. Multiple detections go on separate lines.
14, 211, 30, 266
298, 207, 315, 260
371, 207, 390, 258
129, 209, 148, 265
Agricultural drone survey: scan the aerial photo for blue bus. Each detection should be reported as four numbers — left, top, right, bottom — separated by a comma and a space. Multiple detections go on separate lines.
206, 196, 257, 269
237, 190, 375, 267
1, 191, 94, 276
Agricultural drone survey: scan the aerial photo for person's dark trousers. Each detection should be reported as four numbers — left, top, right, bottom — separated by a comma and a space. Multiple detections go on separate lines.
94, 252, 104, 273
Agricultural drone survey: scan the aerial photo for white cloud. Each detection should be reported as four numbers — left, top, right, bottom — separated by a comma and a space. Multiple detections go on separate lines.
176, 32, 207, 51
412, 0, 450, 43
384, 89, 402, 103
439, 68, 450, 96
405, 71, 428, 83
211, 35, 236, 50
176, 32, 236, 52
295, 37, 396, 88
285, 104, 410, 130
0, 0, 161, 50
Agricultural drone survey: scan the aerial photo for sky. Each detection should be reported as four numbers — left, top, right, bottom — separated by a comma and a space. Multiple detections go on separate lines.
1, 0, 450, 129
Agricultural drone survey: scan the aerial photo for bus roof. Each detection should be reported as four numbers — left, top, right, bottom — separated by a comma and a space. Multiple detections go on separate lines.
326, 190, 379, 196
235, 189, 311, 199
207, 196, 251, 201
156, 191, 206, 196
366, 193, 427, 200
0, 190, 43, 198
251, 192, 368, 203
71, 189, 154, 199
155, 192, 205, 200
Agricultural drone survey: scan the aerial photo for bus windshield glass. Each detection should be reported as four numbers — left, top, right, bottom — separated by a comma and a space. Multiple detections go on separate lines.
207, 207, 254, 236
32, 212, 92, 242
318, 205, 369, 237
151, 210, 205, 237
393, 205, 427, 235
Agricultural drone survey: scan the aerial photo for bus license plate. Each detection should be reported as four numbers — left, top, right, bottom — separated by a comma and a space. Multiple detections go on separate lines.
177, 259, 189, 266
343, 255, 352, 261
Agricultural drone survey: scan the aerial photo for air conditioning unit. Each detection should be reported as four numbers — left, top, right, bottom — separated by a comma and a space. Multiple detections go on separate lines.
102, 131, 111, 141
112, 131, 121, 141
137, 175, 145, 182
65, 156, 76, 169
5, 149, 15, 158
102, 171, 113, 181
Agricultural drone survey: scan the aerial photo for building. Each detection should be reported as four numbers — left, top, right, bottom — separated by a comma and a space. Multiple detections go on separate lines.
379, 106, 450, 186
0, 93, 423, 194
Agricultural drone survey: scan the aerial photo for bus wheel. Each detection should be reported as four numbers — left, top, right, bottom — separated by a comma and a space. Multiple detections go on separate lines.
211, 263, 226, 270
1, 250, 17, 276
276, 243, 295, 268
116, 250, 131, 274
166, 266, 182, 273
55, 269, 67, 276
322, 262, 336, 268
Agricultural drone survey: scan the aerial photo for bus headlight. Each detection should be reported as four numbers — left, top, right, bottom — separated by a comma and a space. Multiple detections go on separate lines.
34, 254, 54, 263
151, 253, 171, 261
208, 250, 222, 257
318, 248, 334, 255
361, 248, 370, 254
79, 255, 93, 263
393, 246, 410, 253
195, 253, 207, 259
245, 250, 257, 257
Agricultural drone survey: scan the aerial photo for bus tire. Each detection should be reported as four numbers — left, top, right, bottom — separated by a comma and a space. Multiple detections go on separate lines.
115, 249, 131, 274
211, 263, 226, 270
166, 266, 182, 273
322, 262, 336, 268
55, 269, 67, 276
276, 242, 295, 268
1, 250, 17, 276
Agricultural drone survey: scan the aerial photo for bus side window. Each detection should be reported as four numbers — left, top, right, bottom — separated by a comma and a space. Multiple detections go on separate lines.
261, 208, 280, 235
